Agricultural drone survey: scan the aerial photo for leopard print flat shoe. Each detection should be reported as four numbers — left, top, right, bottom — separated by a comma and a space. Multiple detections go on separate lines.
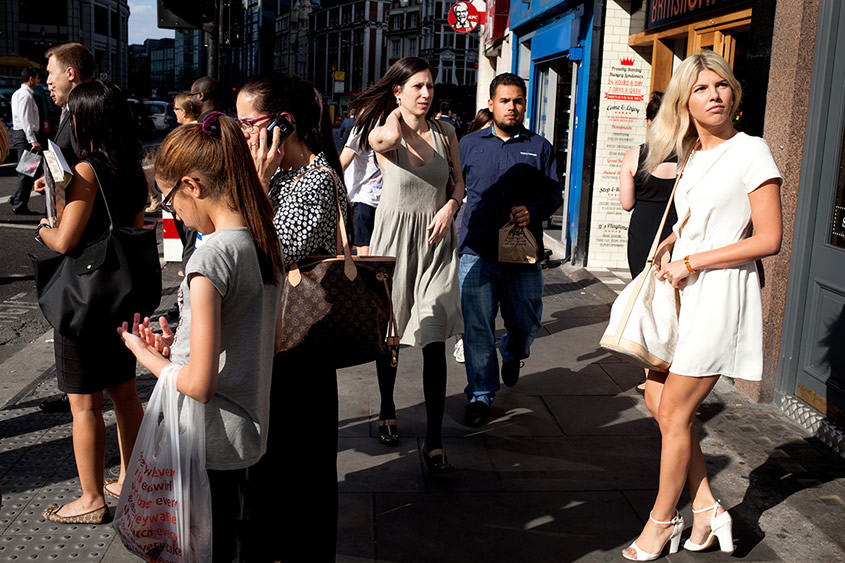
42, 504, 108, 524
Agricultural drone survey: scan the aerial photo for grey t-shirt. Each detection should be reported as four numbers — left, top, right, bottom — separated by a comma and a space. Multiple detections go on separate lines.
170, 228, 282, 471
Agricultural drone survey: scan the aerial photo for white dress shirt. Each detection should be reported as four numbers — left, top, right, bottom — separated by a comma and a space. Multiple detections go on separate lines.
11, 83, 40, 144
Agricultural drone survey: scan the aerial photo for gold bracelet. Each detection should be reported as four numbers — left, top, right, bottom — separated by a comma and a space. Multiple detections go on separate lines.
683, 255, 698, 274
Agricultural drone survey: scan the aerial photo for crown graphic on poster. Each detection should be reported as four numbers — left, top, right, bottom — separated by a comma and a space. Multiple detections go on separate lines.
620, 57, 635, 66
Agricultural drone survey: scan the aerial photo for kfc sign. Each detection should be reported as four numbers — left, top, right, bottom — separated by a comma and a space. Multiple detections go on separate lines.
448, 1, 480, 33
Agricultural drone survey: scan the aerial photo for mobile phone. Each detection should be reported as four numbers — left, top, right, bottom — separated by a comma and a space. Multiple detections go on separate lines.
267, 115, 294, 143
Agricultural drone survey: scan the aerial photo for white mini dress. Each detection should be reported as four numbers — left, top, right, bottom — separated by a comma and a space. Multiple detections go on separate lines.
669, 132, 781, 380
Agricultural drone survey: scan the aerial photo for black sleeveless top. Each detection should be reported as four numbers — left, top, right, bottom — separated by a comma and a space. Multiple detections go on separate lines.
634, 145, 677, 202
76, 155, 147, 247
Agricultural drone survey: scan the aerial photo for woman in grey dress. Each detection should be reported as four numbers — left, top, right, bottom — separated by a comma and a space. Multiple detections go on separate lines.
350, 57, 464, 473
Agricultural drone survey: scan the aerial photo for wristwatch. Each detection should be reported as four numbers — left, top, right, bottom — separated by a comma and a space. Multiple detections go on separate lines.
35, 223, 50, 244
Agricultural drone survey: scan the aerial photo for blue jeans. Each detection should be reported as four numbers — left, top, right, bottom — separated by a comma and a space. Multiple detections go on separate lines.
459, 254, 543, 406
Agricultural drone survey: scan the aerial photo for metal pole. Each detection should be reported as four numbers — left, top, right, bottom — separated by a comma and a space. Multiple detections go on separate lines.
205, 0, 220, 79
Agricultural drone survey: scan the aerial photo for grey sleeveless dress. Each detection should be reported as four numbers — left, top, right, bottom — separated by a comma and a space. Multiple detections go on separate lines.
370, 120, 463, 347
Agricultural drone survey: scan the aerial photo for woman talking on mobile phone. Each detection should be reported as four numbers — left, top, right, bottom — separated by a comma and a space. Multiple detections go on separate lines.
236, 72, 349, 561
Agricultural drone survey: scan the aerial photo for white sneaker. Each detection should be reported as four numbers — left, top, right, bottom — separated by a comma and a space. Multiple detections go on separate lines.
453, 339, 465, 363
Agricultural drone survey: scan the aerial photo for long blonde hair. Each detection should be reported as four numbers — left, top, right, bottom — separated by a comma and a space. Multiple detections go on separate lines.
644, 51, 742, 174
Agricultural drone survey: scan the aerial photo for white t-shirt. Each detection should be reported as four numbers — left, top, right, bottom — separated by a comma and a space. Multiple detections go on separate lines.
343, 127, 382, 208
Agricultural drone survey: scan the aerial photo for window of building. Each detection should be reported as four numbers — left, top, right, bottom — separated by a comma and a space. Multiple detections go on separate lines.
407, 37, 417, 56
355, 29, 364, 46
19, 0, 67, 25
391, 39, 401, 58
111, 10, 120, 39
442, 25, 454, 48
330, 9, 339, 27
391, 14, 403, 30
409, 12, 418, 27
95, 6, 108, 35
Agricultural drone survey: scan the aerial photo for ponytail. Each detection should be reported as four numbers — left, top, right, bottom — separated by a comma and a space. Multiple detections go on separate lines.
155, 112, 283, 285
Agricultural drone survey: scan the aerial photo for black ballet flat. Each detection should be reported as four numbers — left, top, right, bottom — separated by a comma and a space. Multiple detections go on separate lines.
377, 418, 399, 446
422, 445, 454, 474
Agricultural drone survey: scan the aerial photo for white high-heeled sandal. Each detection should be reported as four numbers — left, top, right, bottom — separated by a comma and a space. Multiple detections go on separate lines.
622, 510, 684, 561
683, 502, 734, 553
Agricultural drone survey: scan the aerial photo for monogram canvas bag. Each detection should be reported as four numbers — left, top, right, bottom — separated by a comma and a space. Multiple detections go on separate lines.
274, 166, 400, 369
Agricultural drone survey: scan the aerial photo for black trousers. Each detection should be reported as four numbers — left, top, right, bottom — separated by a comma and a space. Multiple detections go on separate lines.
248, 345, 339, 562
10, 130, 37, 212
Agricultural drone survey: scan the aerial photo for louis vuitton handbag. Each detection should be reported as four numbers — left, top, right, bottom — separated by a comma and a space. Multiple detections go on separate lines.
599, 147, 695, 371
274, 166, 400, 369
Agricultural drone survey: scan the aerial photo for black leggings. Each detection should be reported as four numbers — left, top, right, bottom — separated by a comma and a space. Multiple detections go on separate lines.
376, 342, 447, 449
207, 467, 248, 562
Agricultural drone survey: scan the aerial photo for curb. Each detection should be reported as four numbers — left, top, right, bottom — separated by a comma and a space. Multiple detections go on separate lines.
0, 327, 56, 409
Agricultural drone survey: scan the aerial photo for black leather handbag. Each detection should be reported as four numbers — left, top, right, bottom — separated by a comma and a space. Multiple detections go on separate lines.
32, 164, 161, 339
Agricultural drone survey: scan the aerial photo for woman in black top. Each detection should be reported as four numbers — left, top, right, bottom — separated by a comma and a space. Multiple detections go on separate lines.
37, 80, 147, 525
620, 92, 678, 277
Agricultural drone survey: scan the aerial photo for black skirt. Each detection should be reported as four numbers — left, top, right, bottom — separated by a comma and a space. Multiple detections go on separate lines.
55, 329, 136, 394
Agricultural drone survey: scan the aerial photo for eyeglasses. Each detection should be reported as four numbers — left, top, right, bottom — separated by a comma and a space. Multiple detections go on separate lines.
236, 115, 273, 133
161, 181, 180, 214
161, 177, 201, 214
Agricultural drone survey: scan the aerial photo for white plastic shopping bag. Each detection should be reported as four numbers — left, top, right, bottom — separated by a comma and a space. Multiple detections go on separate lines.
114, 369, 212, 562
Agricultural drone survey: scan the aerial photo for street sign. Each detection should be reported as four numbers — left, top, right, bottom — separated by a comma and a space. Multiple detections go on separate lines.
448, 1, 480, 33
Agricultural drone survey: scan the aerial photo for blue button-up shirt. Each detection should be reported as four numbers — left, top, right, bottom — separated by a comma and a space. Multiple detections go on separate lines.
458, 126, 562, 262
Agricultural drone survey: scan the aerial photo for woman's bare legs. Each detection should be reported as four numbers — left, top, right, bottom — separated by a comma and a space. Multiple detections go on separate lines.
57, 392, 107, 516
624, 371, 720, 558
644, 370, 725, 540
105, 378, 144, 496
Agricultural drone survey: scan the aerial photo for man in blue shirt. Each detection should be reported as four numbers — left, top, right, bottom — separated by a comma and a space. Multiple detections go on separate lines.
458, 73, 562, 427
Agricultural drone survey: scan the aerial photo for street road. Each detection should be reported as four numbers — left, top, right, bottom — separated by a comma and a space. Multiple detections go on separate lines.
0, 163, 53, 363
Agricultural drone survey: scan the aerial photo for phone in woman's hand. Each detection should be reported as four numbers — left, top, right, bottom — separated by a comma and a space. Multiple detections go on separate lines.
267, 115, 294, 144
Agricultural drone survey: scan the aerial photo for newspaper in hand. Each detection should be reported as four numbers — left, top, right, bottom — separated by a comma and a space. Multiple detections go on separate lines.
43, 140, 74, 227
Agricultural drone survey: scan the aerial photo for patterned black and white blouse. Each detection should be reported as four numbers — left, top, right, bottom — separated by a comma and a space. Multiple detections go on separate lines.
268, 152, 350, 267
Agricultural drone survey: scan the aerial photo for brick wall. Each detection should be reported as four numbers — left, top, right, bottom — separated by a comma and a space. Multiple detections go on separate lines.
585, 0, 650, 270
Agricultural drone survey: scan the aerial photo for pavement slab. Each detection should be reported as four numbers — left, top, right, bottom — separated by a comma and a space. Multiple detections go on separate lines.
0, 263, 843, 562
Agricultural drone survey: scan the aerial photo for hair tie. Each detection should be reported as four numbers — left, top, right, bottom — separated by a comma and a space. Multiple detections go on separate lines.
201, 111, 225, 138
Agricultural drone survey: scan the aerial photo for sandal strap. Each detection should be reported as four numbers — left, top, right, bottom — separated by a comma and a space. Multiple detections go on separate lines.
377, 419, 397, 428
691, 501, 721, 514
648, 510, 681, 525
426, 448, 445, 458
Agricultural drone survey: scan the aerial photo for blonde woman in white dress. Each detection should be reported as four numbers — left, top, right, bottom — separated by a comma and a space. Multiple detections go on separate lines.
622, 51, 783, 561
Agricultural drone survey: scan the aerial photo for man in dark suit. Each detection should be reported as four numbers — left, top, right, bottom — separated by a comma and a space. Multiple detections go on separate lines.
35, 43, 95, 413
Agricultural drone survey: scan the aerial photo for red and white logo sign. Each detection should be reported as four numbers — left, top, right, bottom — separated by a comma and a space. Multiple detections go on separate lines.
448, 1, 479, 33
